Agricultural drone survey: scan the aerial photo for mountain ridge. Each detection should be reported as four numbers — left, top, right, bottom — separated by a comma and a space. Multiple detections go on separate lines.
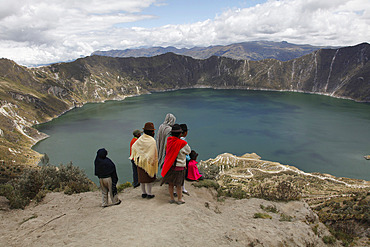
0, 43, 369, 177
92, 40, 336, 61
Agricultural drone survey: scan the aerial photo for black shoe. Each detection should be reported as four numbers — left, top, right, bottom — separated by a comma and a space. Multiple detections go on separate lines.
133, 183, 140, 188
142, 193, 148, 198
147, 195, 155, 199
173, 192, 177, 197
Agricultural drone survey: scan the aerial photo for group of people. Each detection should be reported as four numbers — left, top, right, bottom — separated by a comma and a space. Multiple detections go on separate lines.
94, 113, 203, 207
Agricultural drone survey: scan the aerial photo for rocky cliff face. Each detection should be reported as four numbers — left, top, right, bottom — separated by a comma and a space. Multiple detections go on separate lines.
0, 43, 369, 175
59, 43, 370, 102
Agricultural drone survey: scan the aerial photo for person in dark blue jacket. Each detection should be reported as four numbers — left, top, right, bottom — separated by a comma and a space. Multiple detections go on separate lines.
94, 148, 121, 207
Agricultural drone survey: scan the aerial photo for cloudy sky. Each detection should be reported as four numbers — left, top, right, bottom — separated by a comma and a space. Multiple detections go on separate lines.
0, 0, 369, 66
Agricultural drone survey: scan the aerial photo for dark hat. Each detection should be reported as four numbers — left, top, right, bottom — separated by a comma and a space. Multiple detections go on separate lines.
143, 122, 155, 131
133, 129, 142, 136
180, 124, 188, 132
97, 148, 108, 159
171, 123, 183, 133
189, 150, 198, 160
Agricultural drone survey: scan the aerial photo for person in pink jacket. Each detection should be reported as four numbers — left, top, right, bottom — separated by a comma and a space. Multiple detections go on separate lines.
186, 150, 203, 181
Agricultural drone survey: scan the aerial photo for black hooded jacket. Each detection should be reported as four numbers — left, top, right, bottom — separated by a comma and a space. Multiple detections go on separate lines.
94, 148, 118, 180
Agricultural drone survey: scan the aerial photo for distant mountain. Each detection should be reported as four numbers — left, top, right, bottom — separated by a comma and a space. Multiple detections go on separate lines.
0, 43, 369, 175
92, 41, 335, 61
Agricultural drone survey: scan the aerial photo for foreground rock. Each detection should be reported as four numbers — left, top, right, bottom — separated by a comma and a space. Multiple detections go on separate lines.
198, 153, 370, 246
198, 153, 370, 195
0, 181, 335, 247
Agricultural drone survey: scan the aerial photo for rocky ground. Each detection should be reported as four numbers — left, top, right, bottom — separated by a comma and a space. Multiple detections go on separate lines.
198, 153, 370, 246
0, 152, 368, 246
0, 180, 336, 247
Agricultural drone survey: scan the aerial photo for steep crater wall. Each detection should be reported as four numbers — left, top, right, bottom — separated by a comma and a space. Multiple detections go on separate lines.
0, 43, 369, 174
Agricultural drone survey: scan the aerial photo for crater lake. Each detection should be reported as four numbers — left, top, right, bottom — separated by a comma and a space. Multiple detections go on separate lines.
33, 89, 370, 184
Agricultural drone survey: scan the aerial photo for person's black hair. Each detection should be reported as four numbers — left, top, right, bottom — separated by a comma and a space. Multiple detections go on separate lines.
171, 131, 181, 137
144, 129, 155, 137
189, 150, 198, 160
180, 124, 188, 132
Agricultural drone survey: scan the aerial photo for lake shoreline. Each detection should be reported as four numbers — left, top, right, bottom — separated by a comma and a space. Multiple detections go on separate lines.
32, 88, 370, 182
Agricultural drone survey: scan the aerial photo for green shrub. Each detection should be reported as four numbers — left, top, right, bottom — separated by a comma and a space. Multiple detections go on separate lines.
1, 162, 95, 209
322, 235, 336, 244
64, 185, 74, 195
40, 153, 50, 165
0, 168, 45, 209
254, 213, 272, 219
39, 165, 61, 191
279, 213, 293, 222
39, 163, 94, 194
197, 163, 220, 179
192, 179, 220, 190
312, 224, 319, 235
117, 182, 132, 193
329, 225, 355, 246
15, 169, 43, 199
230, 186, 248, 199
57, 162, 93, 194
6, 187, 29, 209
216, 184, 248, 199
260, 204, 279, 213
252, 180, 301, 201
0, 184, 13, 196
34, 190, 47, 203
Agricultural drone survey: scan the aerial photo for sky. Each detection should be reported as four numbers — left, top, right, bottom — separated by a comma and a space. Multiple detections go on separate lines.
0, 0, 369, 67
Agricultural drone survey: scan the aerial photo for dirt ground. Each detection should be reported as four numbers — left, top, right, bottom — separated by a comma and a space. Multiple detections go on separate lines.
0, 181, 334, 247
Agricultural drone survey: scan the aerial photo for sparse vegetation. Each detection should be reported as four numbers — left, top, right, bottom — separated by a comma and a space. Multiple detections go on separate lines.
312, 224, 319, 235
313, 192, 370, 245
322, 235, 336, 244
260, 204, 293, 221
217, 185, 249, 199
192, 179, 220, 190
20, 214, 38, 225
254, 213, 272, 219
197, 165, 220, 180
279, 213, 293, 222
260, 204, 279, 213
251, 180, 302, 201
117, 182, 132, 193
0, 162, 96, 209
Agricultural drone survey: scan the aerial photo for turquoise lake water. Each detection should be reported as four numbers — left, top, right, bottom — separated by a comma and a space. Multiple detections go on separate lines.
32, 89, 370, 184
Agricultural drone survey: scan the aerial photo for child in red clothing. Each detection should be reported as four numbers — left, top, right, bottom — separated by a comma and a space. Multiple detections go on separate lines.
186, 150, 203, 181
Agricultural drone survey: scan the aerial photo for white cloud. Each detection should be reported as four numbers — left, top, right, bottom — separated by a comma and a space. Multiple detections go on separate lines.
0, 0, 369, 66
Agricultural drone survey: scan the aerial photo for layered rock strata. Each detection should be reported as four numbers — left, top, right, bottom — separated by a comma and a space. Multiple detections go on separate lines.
0, 43, 369, 174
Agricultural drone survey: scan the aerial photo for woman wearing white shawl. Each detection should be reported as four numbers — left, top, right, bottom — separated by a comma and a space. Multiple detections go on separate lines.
130, 122, 158, 199
156, 113, 176, 169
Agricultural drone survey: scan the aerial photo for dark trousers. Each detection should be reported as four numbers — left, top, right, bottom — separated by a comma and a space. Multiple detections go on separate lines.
112, 175, 118, 196
131, 160, 139, 187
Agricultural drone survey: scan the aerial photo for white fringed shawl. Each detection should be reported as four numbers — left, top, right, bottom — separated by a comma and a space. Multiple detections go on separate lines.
130, 134, 158, 177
